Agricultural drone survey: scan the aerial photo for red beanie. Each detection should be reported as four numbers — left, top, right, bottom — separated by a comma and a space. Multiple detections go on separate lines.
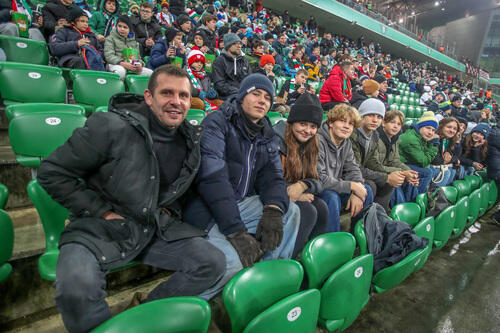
260, 54, 275, 67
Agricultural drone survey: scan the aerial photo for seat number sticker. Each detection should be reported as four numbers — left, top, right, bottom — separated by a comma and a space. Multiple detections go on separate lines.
45, 117, 61, 125
28, 72, 41, 79
97, 78, 107, 84
287, 307, 301, 322
354, 267, 363, 278
426, 224, 431, 232
16, 42, 28, 48
189, 119, 199, 125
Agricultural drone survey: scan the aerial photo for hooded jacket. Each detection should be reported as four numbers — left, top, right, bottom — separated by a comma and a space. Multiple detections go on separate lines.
273, 120, 323, 195
317, 122, 363, 194
103, 28, 143, 65
350, 128, 388, 187
147, 33, 186, 70
398, 126, 439, 168
49, 24, 102, 67
376, 126, 410, 173
131, 14, 162, 55
212, 49, 250, 99
37, 93, 204, 270
88, 0, 120, 37
41, 0, 76, 37
182, 97, 289, 236
319, 65, 352, 104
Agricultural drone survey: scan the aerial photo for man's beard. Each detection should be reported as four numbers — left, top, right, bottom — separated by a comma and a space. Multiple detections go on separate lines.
229, 49, 240, 57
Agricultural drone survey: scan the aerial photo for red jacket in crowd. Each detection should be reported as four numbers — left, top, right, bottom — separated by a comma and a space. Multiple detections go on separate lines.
319, 65, 352, 104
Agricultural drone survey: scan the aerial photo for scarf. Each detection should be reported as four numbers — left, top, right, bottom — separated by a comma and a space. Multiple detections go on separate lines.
157, 12, 173, 26
342, 76, 352, 100
186, 66, 212, 113
288, 77, 296, 94
12, 0, 32, 22
72, 24, 91, 36
292, 56, 303, 71
103, 11, 117, 36
239, 104, 264, 141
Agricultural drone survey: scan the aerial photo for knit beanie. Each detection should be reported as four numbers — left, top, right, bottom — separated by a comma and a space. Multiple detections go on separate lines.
67, 6, 87, 23
224, 33, 241, 50
188, 50, 205, 66
176, 14, 190, 26
357, 98, 385, 118
362, 79, 380, 95
309, 55, 318, 63
417, 111, 439, 130
117, 15, 132, 30
373, 74, 387, 84
471, 123, 491, 138
236, 73, 275, 103
287, 93, 323, 127
164, 27, 178, 44
129, 1, 139, 12
260, 54, 275, 67
161, 0, 169, 8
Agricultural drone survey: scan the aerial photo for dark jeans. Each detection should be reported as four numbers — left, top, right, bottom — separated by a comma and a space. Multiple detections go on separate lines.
292, 197, 329, 257
366, 179, 395, 213
63, 57, 86, 69
320, 184, 374, 233
55, 237, 226, 333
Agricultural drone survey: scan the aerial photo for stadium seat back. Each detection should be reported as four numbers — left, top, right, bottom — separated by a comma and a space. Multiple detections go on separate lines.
406, 106, 415, 118
91, 297, 211, 333
390, 103, 399, 111
394, 95, 402, 105
0, 209, 14, 282
70, 70, 125, 112
0, 35, 49, 65
0, 62, 66, 104
390, 202, 421, 227
488, 180, 498, 209
186, 109, 206, 125
398, 104, 407, 116
223, 260, 317, 333
8, 112, 87, 168
125, 75, 149, 95
451, 196, 469, 238
467, 189, 481, 226
452, 180, 471, 198
479, 183, 490, 217
267, 111, 286, 125
441, 186, 458, 204
5, 103, 85, 121
387, 94, 394, 104
0, 182, 8, 209
27, 179, 69, 281
412, 217, 435, 270
415, 193, 428, 220
433, 205, 456, 251
464, 175, 481, 191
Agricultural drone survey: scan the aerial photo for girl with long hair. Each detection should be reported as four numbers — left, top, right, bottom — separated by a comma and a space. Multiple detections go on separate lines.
273, 93, 328, 257
461, 123, 490, 172
429, 117, 461, 186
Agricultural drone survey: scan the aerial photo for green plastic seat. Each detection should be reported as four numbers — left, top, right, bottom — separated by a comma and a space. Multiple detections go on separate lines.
91, 297, 211, 333
308, 81, 319, 94
398, 104, 407, 116
316, 81, 324, 94
467, 189, 482, 226
453, 180, 471, 199
412, 217, 435, 271
275, 76, 286, 94
0, 182, 8, 209
301, 233, 373, 332
354, 220, 426, 293
394, 95, 402, 105
5, 103, 85, 121
451, 195, 469, 238
475, 169, 489, 184
433, 205, 456, 251
415, 193, 428, 220
267, 111, 286, 126
223, 260, 320, 333
406, 105, 415, 118
478, 183, 490, 217
402, 97, 409, 105
390, 202, 421, 227
8, 112, 87, 168
95, 106, 108, 112
390, 103, 399, 111
488, 180, 498, 209
186, 109, 206, 125
125, 74, 149, 95
464, 175, 481, 191
387, 94, 394, 104
70, 69, 125, 114
27, 179, 68, 281
0, 62, 66, 105
0, 209, 14, 282
410, 92, 417, 98
441, 186, 458, 204
415, 106, 423, 117
0, 35, 49, 65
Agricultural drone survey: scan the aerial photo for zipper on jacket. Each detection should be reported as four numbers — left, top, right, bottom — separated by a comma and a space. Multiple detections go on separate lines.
242, 143, 254, 197
234, 57, 237, 75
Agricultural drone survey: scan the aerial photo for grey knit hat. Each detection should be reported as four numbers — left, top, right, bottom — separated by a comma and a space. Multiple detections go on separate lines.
224, 33, 241, 50
357, 98, 386, 118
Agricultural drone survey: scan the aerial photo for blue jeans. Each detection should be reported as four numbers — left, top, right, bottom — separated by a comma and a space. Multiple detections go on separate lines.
401, 165, 434, 202
319, 184, 374, 233
198, 195, 300, 300
430, 167, 456, 187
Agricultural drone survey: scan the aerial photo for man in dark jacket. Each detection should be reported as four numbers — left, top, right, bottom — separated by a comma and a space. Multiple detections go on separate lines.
212, 33, 250, 99
131, 2, 163, 57
42, 0, 76, 38
37, 65, 226, 333
183, 74, 300, 294
48, 7, 103, 68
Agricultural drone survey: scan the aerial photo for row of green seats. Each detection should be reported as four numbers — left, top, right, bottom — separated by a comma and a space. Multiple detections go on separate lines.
387, 94, 420, 106
389, 104, 425, 119
0, 35, 49, 65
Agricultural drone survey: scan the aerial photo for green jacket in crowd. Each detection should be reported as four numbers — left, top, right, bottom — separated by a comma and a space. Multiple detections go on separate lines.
398, 127, 438, 168
350, 128, 387, 187
89, 0, 120, 37
376, 127, 410, 173
104, 29, 144, 66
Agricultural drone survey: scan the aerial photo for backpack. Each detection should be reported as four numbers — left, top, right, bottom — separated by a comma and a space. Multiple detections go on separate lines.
80, 45, 106, 71
426, 187, 451, 218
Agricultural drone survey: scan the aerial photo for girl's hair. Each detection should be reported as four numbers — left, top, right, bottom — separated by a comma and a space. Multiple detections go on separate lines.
437, 117, 461, 147
384, 110, 405, 124
284, 124, 319, 183
326, 103, 362, 128
463, 133, 488, 161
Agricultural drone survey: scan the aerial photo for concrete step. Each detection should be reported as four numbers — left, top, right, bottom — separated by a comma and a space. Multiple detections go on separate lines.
0, 144, 33, 210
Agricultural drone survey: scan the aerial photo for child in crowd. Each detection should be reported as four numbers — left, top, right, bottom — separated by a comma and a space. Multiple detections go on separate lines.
148, 27, 186, 70
277, 69, 315, 106
273, 93, 328, 257
104, 15, 153, 80
305, 55, 322, 82
89, 0, 120, 42
156, 1, 174, 28
319, 56, 330, 81
186, 50, 222, 111
254, 54, 276, 85
460, 123, 490, 173
317, 104, 374, 232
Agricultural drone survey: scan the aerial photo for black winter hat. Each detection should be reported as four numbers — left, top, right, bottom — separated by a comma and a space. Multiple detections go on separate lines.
67, 6, 87, 23
373, 74, 387, 84
117, 15, 132, 30
287, 93, 323, 127
176, 14, 190, 27
164, 27, 179, 44
463, 98, 473, 106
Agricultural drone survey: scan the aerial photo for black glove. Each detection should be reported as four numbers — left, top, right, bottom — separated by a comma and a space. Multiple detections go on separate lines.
255, 206, 284, 252
226, 230, 263, 268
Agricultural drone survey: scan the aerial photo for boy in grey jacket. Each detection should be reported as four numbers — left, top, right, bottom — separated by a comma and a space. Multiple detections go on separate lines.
317, 103, 374, 232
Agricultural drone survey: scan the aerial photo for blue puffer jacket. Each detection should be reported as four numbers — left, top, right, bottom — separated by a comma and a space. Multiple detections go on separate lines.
147, 37, 186, 70
487, 124, 500, 181
49, 25, 103, 67
183, 97, 289, 235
